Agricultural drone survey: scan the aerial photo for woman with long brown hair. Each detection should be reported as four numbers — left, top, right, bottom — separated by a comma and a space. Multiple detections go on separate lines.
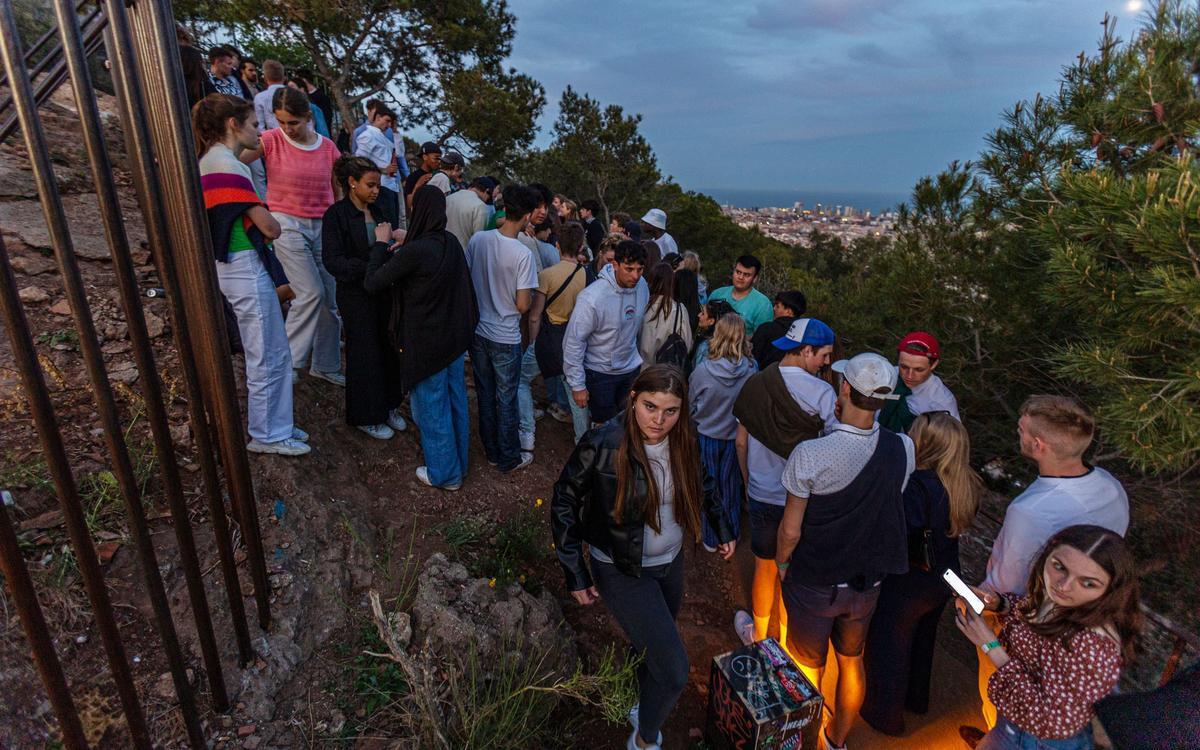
861, 411, 982, 734
638, 262, 692, 368
958, 525, 1140, 750
551, 365, 736, 750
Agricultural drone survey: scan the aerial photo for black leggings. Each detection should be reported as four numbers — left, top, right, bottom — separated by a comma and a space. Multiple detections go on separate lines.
592, 551, 687, 745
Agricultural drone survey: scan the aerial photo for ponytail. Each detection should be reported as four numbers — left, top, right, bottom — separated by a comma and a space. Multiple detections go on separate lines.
191, 93, 253, 157
333, 155, 380, 194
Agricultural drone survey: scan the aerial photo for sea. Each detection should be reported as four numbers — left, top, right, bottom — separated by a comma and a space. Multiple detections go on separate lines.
695, 187, 909, 214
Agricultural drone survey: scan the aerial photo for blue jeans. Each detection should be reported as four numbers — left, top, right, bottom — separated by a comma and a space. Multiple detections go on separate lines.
469, 334, 522, 471
977, 717, 1093, 750
410, 354, 469, 487
517, 345, 541, 440
545, 374, 570, 412
564, 379, 590, 442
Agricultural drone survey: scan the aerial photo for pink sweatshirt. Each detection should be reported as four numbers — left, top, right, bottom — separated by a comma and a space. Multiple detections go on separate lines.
260, 129, 339, 218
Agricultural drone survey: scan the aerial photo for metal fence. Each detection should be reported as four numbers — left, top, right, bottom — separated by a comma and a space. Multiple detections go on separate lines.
0, 0, 269, 747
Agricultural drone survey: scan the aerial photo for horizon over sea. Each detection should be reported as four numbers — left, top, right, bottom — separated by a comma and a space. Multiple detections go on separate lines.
696, 186, 909, 213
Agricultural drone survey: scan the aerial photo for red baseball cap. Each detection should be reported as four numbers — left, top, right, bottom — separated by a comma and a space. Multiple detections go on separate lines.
898, 331, 940, 361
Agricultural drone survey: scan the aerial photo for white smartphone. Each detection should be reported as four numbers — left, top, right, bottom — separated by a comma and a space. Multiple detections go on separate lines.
943, 569, 986, 615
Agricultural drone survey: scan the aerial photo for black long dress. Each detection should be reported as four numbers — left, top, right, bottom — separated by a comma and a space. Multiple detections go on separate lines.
321, 198, 404, 426
860, 469, 961, 736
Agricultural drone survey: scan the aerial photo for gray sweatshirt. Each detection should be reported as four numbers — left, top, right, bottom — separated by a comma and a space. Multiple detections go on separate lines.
689, 353, 757, 440
563, 265, 649, 390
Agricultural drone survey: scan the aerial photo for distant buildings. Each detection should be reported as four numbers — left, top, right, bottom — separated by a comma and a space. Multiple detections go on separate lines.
720, 201, 897, 246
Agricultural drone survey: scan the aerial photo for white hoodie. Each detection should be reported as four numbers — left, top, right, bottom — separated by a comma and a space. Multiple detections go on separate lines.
562, 264, 649, 391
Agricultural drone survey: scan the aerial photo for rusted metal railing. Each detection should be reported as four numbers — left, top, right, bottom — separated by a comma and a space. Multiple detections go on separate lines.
0, 0, 272, 745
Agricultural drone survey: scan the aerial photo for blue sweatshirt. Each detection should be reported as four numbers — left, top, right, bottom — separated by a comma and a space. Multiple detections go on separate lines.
562, 264, 649, 390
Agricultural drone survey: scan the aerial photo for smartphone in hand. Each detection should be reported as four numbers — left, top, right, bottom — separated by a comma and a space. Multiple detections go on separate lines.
944, 569, 985, 615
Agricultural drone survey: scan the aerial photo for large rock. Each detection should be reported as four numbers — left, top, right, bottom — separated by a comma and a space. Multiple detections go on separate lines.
411, 553, 577, 679
0, 194, 147, 261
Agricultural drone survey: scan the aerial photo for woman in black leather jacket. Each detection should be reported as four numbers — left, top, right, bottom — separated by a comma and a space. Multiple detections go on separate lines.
551, 364, 736, 750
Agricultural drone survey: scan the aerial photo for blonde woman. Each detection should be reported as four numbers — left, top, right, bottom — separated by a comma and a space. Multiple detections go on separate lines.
861, 411, 983, 736
689, 313, 756, 551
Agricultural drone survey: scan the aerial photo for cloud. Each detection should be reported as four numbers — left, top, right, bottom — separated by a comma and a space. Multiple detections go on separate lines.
746, 0, 899, 33
494, 0, 1137, 194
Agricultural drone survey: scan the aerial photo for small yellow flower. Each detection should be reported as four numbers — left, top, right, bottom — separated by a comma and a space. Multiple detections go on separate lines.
518, 575, 526, 583
488, 578, 496, 588
535, 497, 544, 507
550, 542, 555, 550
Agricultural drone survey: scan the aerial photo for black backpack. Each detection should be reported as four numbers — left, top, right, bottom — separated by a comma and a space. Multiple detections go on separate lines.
654, 303, 689, 368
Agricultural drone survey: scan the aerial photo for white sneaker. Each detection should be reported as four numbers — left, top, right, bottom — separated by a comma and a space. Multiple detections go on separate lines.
416, 466, 461, 491
627, 704, 664, 746
309, 368, 346, 387
734, 609, 755, 646
505, 451, 533, 472
819, 728, 846, 750
357, 423, 394, 440
703, 543, 717, 553
291, 426, 308, 442
246, 437, 311, 456
519, 429, 535, 452
386, 409, 408, 432
626, 728, 662, 750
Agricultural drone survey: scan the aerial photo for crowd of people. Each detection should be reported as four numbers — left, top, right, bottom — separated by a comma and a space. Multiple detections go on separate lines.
188, 57, 1151, 750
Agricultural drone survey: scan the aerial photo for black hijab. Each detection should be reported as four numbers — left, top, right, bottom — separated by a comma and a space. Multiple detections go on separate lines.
405, 184, 448, 244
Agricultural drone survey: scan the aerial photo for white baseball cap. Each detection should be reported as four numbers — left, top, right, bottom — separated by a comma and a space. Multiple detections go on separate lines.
831, 353, 900, 400
641, 208, 667, 231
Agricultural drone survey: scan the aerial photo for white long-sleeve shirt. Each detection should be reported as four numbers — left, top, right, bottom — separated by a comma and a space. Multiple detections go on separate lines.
354, 125, 399, 192
982, 467, 1129, 595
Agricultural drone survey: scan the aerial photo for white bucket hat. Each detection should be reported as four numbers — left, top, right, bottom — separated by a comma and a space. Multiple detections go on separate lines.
640, 208, 667, 231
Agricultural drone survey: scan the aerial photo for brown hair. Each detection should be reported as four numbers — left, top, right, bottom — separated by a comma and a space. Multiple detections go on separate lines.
908, 412, 981, 537
614, 365, 703, 541
646, 262, 676, 322
261, 59, 285, 84
1021, 524, 1142, 663
557, 222, 585, 256
611, 211, 632, 228
1020, 394, 1094, 459
191, 93, 254, 157
272, 86, 311, 119
847, 384, 887, 411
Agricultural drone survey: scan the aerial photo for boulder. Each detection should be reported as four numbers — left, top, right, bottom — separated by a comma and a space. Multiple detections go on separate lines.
0, 194, 147, 261
18, 286, 48, 303
411, 553, 577, 680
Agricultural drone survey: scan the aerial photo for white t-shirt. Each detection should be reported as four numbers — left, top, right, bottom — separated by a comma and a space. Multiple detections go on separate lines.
591, 438, 681, 567
428, 171, 452, 195
906, 373, 960, 419
465, 230, 538, 345
353, 125, 399, 192
983, 467, 1128, 596
744, 367, 838, 506
446, 189, 489, 250
655, 232, 679, 257
782, 423, 915, 499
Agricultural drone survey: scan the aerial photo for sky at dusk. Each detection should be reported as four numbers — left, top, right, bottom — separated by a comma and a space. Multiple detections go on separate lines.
504, 0, 1151, 197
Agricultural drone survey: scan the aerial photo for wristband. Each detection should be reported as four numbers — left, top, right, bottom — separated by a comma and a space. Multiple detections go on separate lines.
981, 639, 1001, 654
776, 561, 790, 570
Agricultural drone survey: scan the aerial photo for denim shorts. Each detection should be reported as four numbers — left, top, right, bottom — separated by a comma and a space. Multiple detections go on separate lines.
977, 717, 1094, 750
747, 499, 785, 560
781, 578, 882, 668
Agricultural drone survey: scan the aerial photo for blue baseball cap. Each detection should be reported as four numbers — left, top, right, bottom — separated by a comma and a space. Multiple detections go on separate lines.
773, 318, 835, 352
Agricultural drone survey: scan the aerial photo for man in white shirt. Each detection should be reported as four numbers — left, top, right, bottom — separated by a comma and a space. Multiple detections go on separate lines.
464, 184, 540, 473
732, 318, 839, 651
971, 394, 1129, 731
777, 352, 914, 750
428, 151, 464, 195
354, 105, 401, 223
640, 208, 679, 257
446, 176, 495, 250
252, 59, 287, 133
878, 331, 960, 433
